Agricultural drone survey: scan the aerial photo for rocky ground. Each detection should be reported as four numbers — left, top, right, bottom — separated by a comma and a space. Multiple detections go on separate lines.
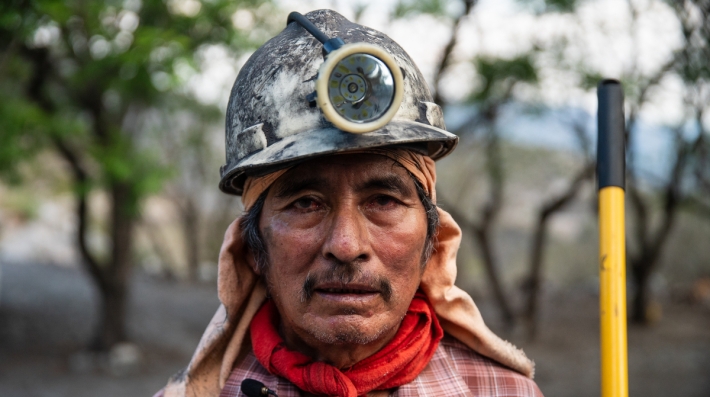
0, 262, 708, 397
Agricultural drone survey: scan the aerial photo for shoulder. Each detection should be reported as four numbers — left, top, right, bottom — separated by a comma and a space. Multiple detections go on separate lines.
437, 334, 544, 397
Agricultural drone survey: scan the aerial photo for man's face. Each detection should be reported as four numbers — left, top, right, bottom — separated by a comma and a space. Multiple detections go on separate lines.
257, 153, 428, 357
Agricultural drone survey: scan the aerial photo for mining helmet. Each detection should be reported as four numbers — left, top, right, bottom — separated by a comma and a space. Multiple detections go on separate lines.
219, 9, 458, 195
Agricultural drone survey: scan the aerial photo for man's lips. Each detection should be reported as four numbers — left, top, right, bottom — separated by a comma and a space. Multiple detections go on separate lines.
319, 288, 375, 294
314, 283, 379, 295
301, 273, 392, 303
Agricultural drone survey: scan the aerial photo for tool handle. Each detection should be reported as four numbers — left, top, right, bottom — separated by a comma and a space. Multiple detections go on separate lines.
597, 79, 628, 397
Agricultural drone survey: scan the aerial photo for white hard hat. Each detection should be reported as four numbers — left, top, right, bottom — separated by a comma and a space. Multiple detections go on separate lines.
219, 9, 458, 195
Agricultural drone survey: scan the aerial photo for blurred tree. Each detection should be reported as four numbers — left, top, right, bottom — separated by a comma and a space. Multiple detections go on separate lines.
513, 0, 600, 338
516, 0, 710, 328
523, 113, 594, 338
0, 0, 270, 351
449, 54, 540, 329
520, 0, 710, 325
395, 0, 710, 332
392, 0, 599, 335
392, 0, 539, 328
624, 0, 709, 323
392, 0, 525, 327
147, 100, 230, 281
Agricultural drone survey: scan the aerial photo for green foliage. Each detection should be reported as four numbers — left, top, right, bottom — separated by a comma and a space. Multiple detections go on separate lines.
392, 0, 449, 19
0, 100, 47, 184
352, 3, 368, 23
0, 0, 271, 211
516, 0, 581, 14
469, 54, 538, 103
675, 35, 710, 83
580, 71, 605, 91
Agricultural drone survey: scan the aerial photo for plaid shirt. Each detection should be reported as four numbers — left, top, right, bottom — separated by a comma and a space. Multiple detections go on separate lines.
220, 334, 543, 397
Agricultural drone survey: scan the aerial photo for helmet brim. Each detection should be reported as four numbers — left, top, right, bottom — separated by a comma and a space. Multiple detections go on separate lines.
219, 120, 458, 196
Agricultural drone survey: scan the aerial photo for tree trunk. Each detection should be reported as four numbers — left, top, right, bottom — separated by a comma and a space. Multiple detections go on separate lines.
473, 227, 515, 328
441, 200, 516, 329
630, 261, 651, 324
22, 34, 139, 352
523, 163, 593, 338
92, 277, 128, 350
432, 0, 477, 105
91, 182, 134, 350
523, 213, 548, 338
182, 198, 200, 282
627, 145, 684, 324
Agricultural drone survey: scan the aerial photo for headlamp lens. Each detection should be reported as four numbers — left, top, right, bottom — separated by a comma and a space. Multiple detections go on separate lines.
326, 53, 395, 123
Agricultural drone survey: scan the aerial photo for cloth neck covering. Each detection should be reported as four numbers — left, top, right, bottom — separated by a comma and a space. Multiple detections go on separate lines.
161, 148, 534, 397
250, 293, 443, 397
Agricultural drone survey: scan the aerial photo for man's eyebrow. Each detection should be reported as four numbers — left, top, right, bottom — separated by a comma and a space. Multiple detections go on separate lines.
357, 175, 414, 197
273, 176, 328, 198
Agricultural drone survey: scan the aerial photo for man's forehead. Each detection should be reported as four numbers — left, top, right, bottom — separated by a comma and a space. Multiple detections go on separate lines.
295, 152, 400, 168
271, 154, 415, 197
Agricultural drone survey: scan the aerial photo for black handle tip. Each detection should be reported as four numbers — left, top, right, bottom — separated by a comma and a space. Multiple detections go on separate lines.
597, 80, 626, 191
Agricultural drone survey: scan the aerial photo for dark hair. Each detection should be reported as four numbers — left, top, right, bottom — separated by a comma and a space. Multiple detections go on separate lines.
414, 176, 440, 266
239, 191, 269, 274
240, 175, 439, 274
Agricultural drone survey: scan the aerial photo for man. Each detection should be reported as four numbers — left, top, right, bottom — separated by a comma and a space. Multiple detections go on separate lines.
158, 9, 542, 397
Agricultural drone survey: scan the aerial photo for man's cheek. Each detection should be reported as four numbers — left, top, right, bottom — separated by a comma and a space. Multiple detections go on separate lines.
375, 237, 425, 271
263, 223, 322, 273
370, 220, 426, 260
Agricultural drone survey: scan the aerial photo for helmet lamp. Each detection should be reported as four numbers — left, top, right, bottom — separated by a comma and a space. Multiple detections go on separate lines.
288, 12, 404, 134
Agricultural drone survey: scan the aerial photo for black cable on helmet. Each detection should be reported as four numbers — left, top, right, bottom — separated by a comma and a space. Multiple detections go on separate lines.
286, 11, 344, 53
287, 12, 329, 43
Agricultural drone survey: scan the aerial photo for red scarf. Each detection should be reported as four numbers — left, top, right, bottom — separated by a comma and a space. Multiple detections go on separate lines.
250, 292, 443, 397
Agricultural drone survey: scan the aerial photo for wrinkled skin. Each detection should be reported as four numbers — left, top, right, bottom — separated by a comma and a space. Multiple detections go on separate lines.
253, 154, 428, 369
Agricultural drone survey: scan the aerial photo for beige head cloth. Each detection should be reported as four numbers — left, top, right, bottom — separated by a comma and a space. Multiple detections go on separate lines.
162, 149, 534, 397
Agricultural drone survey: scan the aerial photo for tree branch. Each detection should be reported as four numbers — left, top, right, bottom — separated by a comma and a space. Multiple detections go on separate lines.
439, 127, 516, 328
432, 0, 477, 105
523, 161, 594, 337
22, 42, 106, 286
52, 137, 106, 286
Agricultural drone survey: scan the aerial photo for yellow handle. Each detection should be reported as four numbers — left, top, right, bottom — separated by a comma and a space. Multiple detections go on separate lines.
598, 186, 628, 397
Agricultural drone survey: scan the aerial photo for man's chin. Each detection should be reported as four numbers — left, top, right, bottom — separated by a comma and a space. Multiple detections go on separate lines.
309, 326, 386, 346
304, 316, 395, 346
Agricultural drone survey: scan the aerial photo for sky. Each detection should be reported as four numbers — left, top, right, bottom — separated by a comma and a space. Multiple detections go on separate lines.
180, 0, 694, 181
274, 0, 685, 122
187, 0, 687, 120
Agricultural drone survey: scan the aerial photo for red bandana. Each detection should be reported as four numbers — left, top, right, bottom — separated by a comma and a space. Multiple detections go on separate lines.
250, 292, 443, 397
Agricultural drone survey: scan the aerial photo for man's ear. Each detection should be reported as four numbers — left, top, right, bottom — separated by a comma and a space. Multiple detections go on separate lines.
244, 245, 262, 275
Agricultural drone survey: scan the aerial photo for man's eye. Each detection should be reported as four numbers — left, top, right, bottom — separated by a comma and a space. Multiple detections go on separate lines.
292, 197, 322, 211
371, 195, 398, 208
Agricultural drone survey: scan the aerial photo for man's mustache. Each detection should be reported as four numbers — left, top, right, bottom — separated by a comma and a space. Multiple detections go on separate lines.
301, 263, 393, 303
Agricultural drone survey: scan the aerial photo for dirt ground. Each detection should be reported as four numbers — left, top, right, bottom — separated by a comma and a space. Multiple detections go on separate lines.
1, 262, 708, 397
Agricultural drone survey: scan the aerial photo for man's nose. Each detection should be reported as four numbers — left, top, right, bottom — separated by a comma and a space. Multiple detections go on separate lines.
322, 204, 370, 264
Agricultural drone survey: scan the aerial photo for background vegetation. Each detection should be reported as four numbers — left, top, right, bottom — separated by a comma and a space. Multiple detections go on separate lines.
0, 0, 708, 395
